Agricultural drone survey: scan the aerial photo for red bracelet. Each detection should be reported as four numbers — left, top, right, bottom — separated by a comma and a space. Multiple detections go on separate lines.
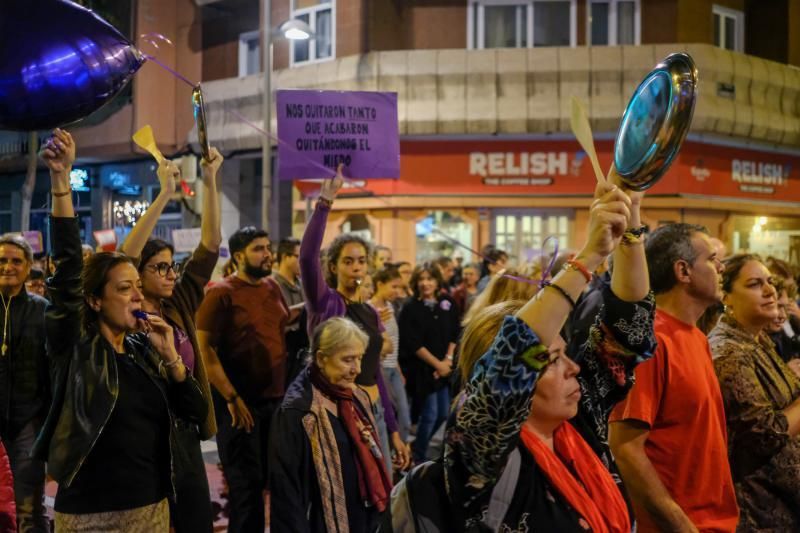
566, 259, 592, 283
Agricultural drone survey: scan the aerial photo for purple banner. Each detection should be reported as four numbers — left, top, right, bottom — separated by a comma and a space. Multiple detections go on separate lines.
276, 90, 399, 180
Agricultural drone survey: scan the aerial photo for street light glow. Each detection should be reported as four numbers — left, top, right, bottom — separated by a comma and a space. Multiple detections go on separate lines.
284, 27, 311, 40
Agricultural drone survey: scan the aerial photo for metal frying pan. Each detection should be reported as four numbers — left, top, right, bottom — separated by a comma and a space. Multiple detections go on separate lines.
614, 53, 698, 191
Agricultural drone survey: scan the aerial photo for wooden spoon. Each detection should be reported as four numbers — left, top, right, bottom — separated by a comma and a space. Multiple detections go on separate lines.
570, 96, 605, 184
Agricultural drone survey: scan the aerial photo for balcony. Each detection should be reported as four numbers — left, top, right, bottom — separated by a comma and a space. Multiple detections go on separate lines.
193, 43, 800, 152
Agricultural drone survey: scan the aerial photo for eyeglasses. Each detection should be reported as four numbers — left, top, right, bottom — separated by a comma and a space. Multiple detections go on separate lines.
146, 261, 182, 277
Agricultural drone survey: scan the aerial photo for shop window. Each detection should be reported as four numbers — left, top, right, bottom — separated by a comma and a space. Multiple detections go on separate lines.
589, 0, 639, 46
238, 31, 261, 77
493, 210, 571, 265
468, 0, 576, 49
732, 215, 800, 263
340, 213, 372, 242
713, 5, 744, 52
416, 211, 473, 264
291, 0, 334, 65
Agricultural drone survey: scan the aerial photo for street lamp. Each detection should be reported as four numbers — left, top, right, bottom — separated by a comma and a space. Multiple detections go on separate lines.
262, 1, 314, 234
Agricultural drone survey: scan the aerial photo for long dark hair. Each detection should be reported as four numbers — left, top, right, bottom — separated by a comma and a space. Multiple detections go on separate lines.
81, 252, 136, 335
324, 234, 371, 288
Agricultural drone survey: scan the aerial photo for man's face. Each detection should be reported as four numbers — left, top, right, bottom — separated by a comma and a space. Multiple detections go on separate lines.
281, 245, 301, 277
238, 237, 273, 279
685, 233, 724, 306
374, 249, 392, 271
0, 245, 31, 293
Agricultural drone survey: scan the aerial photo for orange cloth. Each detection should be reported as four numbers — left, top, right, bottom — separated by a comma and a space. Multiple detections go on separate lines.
520, 424, 631, 533
610, 310, 738, 532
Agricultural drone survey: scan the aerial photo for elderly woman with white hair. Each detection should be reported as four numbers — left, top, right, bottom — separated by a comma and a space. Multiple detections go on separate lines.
269, 316, 393, 532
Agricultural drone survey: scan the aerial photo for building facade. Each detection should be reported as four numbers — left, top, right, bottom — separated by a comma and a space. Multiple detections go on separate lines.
2, 0, 800, 264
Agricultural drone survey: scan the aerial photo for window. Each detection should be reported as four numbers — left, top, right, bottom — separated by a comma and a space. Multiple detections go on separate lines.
468, 0, 576, 49
589, 0, 640, 46
492, 210, 571, 265
238, 31, 261, 77
713, 5, 744, 52
291, 0, 334, 65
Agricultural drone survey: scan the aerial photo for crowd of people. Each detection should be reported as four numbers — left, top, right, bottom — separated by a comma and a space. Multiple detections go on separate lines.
0, 128, 797, 532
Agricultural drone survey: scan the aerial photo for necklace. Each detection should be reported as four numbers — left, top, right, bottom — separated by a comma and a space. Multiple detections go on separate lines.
0, 293, 12, 356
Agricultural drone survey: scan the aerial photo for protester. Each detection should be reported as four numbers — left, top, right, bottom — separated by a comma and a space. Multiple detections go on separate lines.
710, 254, 800, 530
0, 440, 15, 533
24, 268, 46, 299
610, 223, 738, 532
476, 247, 508, 292
369, 267, 412, 443
269, 317, 394, 531
398, 263, 460, 463
372, 245, 392, 273
119, 148, 224, 533
450, 262, 480, 317
359, 273, 375, 301
299, 167, 410, 474
769, 280, 800, 368
34, 129, 207, 532
433, 256, 455, 293
0, 232, 49, 532
196, 226, 290, 533
386, 179, 655, 530
273, 237, 309, 383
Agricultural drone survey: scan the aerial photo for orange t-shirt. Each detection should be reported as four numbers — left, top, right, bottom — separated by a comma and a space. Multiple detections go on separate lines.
610, 309, 738, 533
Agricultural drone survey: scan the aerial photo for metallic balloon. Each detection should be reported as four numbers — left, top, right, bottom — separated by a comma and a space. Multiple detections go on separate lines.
614, 53, 698, 191
0, 0, 145, 131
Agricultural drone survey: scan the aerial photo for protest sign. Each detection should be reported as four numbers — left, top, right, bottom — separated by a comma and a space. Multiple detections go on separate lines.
172, 227, 202, 253
276, 90, 399, 180
93, 229, 117, 252
21, 231, 43, 254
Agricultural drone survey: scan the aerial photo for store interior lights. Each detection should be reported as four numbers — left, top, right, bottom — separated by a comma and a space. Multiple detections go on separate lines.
113, 200, 150, 227
752, 216, 769, 234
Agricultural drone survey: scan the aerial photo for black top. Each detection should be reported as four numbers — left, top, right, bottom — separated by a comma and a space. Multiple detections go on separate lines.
54, 352, 170, 513
309, 410, 371, 532
398, 297, 460, 398
347, 302, 383, 388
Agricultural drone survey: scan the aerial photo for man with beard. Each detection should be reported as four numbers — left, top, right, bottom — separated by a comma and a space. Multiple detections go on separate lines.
196, 226, 289, 533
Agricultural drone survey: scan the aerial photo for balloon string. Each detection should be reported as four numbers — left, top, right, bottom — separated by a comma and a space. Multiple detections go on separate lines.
143, 54, 196, 88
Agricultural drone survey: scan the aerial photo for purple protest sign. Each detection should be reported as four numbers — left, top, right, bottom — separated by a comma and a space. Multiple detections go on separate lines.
276, 90, 399, 180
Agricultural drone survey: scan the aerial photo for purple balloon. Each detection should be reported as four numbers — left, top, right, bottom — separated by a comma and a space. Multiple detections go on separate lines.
0, 0, 146, 131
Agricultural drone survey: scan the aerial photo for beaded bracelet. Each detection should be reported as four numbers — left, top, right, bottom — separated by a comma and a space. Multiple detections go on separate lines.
544, 282, 576, 309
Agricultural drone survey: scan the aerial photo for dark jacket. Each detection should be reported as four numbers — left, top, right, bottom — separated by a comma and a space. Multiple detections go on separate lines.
269, 367, 381, 532
0, 286, 48, 441
31, 217, 207, 494
156, 243, 219, 440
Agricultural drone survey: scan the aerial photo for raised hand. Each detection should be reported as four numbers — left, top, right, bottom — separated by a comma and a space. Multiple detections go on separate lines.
156, 158, 180, 196
580, 181, 632, 266
319, 163, 345, 202
40, 128, 76, 175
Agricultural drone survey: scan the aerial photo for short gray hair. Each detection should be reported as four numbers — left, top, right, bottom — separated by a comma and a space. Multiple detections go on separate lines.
0, 234, 33, 264
311, 317, 368, 362
645, 223, 708, 294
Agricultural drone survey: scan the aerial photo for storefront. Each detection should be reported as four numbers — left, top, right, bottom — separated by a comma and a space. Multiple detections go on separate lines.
294, 137, 800, 263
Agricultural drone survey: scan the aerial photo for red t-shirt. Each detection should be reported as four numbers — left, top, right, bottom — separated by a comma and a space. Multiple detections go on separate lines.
610, 309, 738, 533
196, 275, 289, 402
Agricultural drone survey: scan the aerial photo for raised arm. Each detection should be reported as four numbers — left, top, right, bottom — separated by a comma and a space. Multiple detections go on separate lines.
40, 130, 80, 349
609, 169, 649, 302
119, 158, 179, 258
199, 148, 223, 252
299, 165, 344, 314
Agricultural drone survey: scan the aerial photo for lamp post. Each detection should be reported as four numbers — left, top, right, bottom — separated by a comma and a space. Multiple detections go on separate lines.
261, 1, 314, 234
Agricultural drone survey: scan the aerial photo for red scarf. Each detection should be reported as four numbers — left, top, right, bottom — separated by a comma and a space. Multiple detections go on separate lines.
310, 364, 392, 512
520, 423, 631, 533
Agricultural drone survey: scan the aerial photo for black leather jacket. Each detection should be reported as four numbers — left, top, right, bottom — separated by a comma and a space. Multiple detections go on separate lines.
32, 217, 207, 494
